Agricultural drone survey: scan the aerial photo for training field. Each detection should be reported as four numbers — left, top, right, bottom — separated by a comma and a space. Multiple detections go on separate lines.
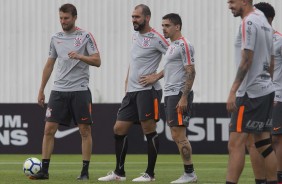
1, 154, 253, 184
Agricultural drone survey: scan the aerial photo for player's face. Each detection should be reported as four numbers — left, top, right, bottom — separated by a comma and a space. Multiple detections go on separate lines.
59, 12, 77, 32
162, 19, 177, 39
132, 8, 147, 31
228, 0, 244, 17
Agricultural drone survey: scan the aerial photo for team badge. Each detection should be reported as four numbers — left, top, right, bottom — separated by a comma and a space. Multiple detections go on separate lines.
169, 46, 176, 55
46, 108, 52, 118
142, 37, 151, 47
74, 36, 82, 47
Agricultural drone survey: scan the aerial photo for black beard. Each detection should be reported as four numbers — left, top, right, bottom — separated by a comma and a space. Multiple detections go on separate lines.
233, 7, 243, 17
134, 20, 146, 31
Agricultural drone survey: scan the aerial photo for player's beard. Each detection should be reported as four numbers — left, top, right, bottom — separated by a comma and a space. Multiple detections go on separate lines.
61, 22, 75, 32
133, 20, 146, 31
232, 7, 243, 17
163, 32, 169, 39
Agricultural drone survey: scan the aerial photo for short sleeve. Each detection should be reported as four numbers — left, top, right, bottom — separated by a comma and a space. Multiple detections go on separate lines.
48, 37, 57, 59
180, 40, 195, 66
241, 19, 257, 51
86, 33, 99, 55
156, 36, 169, 54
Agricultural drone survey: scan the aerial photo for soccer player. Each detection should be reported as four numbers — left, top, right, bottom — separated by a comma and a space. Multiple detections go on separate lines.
226, 0, 277, 183
162, 13, 197, 183
30, 3, 101, 180
98, 4, 168, 182
254, 2, 282, 184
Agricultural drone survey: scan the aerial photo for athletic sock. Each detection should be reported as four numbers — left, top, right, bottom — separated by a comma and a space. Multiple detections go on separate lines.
80, 160, 90, 176
114, 134, 128, 176
145, 132, 159, 178
41, 159, 50, 174
226, 182, 236, 184
278, 171, 282, 183
184, 164, 194, 174
255, 179, 266, 184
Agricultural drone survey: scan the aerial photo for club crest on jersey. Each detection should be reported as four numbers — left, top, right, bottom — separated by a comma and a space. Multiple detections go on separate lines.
74, 36, 82, 47
169, 46, 176, 55
46, 108, 52, 118
142, 37, 151, 47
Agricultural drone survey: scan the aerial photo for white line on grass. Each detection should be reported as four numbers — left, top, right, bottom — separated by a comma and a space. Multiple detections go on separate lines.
0, 161, 251, 165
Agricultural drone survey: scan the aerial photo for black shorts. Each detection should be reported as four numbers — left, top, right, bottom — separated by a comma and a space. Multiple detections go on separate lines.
164, 91, 193, 127
45, 90, 93, 126
117, 88, 162, 122
229, 92, 274, 133
271, 101, 282, 135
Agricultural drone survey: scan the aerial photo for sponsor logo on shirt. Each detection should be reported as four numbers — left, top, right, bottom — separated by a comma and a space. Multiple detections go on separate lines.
86, 34, 94, 49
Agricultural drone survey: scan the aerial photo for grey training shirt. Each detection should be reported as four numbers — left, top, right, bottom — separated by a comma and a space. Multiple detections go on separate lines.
234, 8, 274, 98
127, 28, 169, 92
164, 37, 195, 97
49, 27, 99, 91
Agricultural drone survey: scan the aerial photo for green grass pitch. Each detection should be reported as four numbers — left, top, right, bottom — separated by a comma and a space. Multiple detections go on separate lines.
0, 154, 254, 184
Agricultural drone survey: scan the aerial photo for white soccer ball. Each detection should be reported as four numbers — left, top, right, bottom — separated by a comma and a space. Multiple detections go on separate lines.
23, 157, 41, 176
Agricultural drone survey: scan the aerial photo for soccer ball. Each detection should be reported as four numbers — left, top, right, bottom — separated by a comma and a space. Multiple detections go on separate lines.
23, 157, 41, 176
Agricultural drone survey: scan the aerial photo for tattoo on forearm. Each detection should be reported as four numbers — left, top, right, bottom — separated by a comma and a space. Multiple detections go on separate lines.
235, 67, 248, 82
183, 66, 195, 96
235, 51, 251, 83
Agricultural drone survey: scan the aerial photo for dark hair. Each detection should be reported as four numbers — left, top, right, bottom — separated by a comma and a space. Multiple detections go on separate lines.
162, 13, 182, 30
135, 4, 151, 17
59, 3, 77, 17
254, 2, 275, 19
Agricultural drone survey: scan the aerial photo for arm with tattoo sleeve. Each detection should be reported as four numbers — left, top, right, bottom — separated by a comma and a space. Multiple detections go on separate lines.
226, 49, 254, 112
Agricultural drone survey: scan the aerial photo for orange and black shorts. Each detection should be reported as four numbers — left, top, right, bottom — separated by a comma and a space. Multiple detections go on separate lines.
271, 101, 282, 135
229, 92, 274, 133
164, 91, 193, 127
45, 89, 93, 126
117, 88, 162, 122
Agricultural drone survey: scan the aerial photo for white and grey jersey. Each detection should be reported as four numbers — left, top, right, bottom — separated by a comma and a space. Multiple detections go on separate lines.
234, 8, 274, 98
49, 27, 99, 91
273, 31, 282, 102
164, 37, 195, 97
127, 28, 169, 92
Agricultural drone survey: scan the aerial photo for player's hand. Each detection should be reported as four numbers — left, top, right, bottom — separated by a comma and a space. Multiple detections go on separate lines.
226, 91, 237, 113
38, 91, 45, 108
176, 95, 188, 113
139, 74, 158, 87
68, 51, 81, 60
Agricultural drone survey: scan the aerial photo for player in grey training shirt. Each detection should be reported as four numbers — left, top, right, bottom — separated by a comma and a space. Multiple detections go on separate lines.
162, 13, 197, 184
245, 3, 279, 184
98, 4, 168, 182
32, 4, 101, 181
226, 0, 277, 183
254, 2, 282, 183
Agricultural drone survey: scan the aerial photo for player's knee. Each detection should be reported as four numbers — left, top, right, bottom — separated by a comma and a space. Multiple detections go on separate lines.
141, 120, 156, 134
227, 139, 243, 153
113, 124, 125, 135
79, 125, 91, 138
255, 138, 273, 158
44, 127, 57, 136
272, 135, 282, 148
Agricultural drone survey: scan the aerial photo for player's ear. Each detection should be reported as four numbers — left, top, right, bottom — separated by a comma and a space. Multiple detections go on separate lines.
176, 25, 180, 31
145, 15, 151, 22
